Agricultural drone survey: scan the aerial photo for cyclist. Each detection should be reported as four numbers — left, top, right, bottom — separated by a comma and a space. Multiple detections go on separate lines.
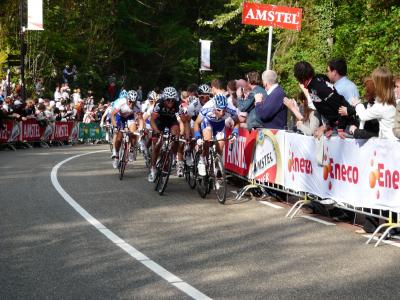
148, 86, 184, 182
187, 84, 212, 125
110, 90, 144, 168
194, 94, 239, 176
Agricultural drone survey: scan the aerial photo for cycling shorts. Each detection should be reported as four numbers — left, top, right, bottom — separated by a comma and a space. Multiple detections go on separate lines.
201, 119, 225, 137
155, 117, 179, 132
116, 114, 135, 129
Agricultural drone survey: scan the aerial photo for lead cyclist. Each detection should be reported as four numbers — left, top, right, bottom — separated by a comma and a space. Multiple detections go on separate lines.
110, 90, 144, 168
193, 94, 239, 176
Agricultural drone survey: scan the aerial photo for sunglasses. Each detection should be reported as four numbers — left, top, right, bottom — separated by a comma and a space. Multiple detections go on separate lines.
216, 108, 225, 113
165, 98, 174, 102
199, 95, 210, 100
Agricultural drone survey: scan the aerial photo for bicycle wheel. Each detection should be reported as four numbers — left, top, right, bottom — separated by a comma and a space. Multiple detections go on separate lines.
158, 151, 173, 195
185, 150, 196, 189
154, 155, 163, 191
119, 141, 127, 180
214, 154, 227, 204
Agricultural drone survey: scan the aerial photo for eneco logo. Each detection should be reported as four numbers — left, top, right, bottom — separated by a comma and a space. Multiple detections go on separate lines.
369, 150, 400, 199
287, 145, 312, 182
321, 145, 359, 190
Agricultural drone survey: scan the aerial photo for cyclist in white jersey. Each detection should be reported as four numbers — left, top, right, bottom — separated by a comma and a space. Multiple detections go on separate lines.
194, 94, 239, 176
110, 90, 144, 168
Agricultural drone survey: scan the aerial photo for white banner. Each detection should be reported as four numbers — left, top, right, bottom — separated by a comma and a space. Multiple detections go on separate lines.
27, 0, 44, 31
200, 40, 212, 71
284, 133, 400, 212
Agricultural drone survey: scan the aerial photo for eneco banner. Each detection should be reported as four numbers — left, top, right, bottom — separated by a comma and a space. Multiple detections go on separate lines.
242, 2, 302, 31
284, 133, 400, 212
27, 0, 44, 31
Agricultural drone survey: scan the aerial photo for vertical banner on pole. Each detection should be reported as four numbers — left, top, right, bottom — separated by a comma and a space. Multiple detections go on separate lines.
199, 40, 212, 71
27, 0, 44, 31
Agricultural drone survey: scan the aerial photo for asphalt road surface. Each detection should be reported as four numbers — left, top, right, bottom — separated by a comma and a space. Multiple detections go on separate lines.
1, 144, 400, 299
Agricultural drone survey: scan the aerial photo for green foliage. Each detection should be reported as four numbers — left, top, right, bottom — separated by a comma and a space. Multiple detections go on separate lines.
0, 0, 399, 98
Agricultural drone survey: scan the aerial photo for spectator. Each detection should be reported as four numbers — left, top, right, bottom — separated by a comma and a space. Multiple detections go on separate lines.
237, 71, 266, 129
395, 75, 400, 103
284, 93, 321, 135
293, 61, 357, 139
254, 70, 287, 129
327, 58, 359, 103
226, 80, 237, 106
235, 79, 249, 127
210, 79, 226, 96
35, 78, 44, 98
137, 86, 143, 102
25, 99, 36, 118
339, 77, 379, 139
351, 67, 396, 140
54, 86, 62, 102
83, 106, 96, 123
62, 65, 73, 83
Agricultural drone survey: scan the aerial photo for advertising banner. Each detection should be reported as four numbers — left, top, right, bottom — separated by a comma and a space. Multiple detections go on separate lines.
224, 128, 257, 177
249, 129, 285, 185
284, 134, 400, 212
79, 122, 103, 140
21, 119, 45, 141
27, 0, 44, 30
0, 121, 14, 143
242, 2, 302, 31
200, 39, 212, 71
53, 121, 74, 141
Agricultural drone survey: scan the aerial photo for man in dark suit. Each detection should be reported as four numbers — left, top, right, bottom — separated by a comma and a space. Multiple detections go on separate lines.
254, 70, 287, 129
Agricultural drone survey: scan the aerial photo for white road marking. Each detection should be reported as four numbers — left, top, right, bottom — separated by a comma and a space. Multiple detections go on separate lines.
50, 150, 211, 300
258, 200, 284, 209
301, 215, 336, 226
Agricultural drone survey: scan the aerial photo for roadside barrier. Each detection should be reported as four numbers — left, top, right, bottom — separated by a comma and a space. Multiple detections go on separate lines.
224, 128, 400, 246
0, 120, 107, 147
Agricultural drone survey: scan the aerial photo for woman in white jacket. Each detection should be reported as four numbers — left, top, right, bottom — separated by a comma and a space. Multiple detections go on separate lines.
351, 67, 397, 140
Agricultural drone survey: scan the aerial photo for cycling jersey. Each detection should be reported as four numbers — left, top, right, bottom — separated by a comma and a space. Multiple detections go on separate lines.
199, 98, 238, 135
113, 97, 141, 118
187, 96, 202, 119
152, 99, 180, 132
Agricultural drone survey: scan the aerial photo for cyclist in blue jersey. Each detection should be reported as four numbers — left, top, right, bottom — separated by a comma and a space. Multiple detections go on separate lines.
110, 90, 144, 168
194, 94, 239, 176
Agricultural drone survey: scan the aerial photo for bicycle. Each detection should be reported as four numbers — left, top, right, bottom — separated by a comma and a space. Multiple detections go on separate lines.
180, 138, 197, 189
117, 129, 140, 180
195, 136, 234, 204
153, 131, 178, 195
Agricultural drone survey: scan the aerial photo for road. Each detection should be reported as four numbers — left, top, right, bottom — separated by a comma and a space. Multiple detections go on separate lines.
1, 144, 400, 299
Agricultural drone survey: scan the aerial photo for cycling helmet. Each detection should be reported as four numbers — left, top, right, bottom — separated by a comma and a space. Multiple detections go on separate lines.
214, 94, 228, 110
147, 90, 159, 101
127, 90, 138, 102
162, 86, 178, 100
198, 84, 211, 95
119, 90, 128, 98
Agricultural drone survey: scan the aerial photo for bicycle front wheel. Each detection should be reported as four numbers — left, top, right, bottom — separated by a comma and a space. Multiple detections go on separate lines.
214, 154, 227, 204
185, 151, 196, 189
158, 151, 173, 195
119, 141, 127, 180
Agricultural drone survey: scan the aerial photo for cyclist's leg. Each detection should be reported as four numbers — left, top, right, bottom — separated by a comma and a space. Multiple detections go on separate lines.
148, 121, 164, 182
127, 119, 138, 161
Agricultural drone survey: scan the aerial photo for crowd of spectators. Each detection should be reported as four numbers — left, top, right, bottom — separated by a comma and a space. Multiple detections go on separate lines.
0, 81, 108, 131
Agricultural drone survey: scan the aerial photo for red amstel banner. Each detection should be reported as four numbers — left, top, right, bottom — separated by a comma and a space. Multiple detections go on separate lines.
21, 119, 45, 141
224, 128, 257, 177
242, 2, 302, 31
0, 121, 14, 143
53, 121, 74, 141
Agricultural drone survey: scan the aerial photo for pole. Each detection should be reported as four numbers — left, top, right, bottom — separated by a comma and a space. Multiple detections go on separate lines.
266, 26, 273, 71
198, 40, 201, 84
20, 0, 26, 102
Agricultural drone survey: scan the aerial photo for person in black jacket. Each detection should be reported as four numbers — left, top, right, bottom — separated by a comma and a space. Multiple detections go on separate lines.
294, 61, 357, 138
